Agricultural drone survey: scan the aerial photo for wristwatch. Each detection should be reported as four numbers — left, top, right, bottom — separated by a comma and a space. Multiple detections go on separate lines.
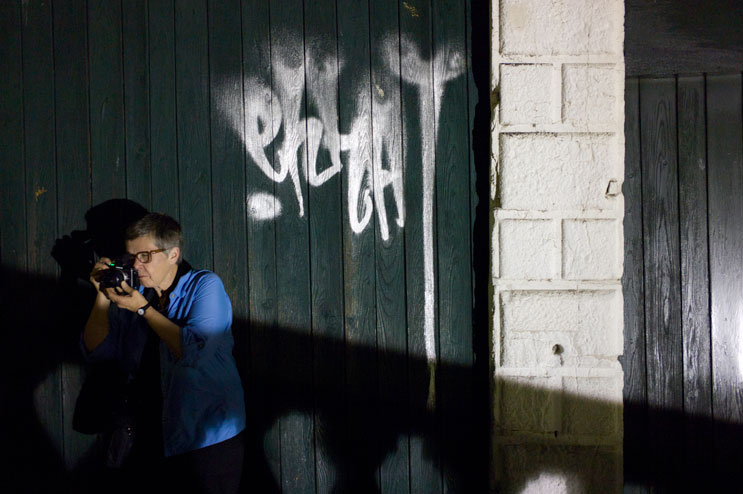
137, 301, 152, 316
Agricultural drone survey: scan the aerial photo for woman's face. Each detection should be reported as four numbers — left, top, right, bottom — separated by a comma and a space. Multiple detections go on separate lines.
126, 235, 179, 291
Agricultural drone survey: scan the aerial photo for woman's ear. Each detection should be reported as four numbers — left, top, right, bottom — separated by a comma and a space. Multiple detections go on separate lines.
168, 247, 180, 264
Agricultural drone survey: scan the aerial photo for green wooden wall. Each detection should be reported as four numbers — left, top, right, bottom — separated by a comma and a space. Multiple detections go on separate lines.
0, 0, 488, 492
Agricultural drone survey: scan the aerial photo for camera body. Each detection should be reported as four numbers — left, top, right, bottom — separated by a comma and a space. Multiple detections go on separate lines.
96, 257, 140, 291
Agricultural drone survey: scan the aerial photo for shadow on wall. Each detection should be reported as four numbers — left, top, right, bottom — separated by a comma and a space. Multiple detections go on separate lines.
1, 218, 742, 492
3, 266, 743, 494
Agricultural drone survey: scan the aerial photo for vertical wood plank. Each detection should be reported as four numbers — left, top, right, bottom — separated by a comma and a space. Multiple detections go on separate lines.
621, 78, 649, 494
431, 1, 474, 492
241, 0, 282, 490
399, 0, 443, 491
53, 0, 96, 477
21, 0, 64, 488
269, 2, 316, 492
639, 77, 683, 482
206, 7, 252, 490
148, 0, 179, 217
88, 0, 125, 203
0, 0, 31, 486
207, 0, 248, 361
337, 0, 380, 491
369, 0, 410, 492
122, 0, 151, 209
0, 0, 26, 272
175, 0, 212, 269
677, 75, 713, 480
706, 73, 743, 476
207, 0, 249, 465
303, 1, 347, 492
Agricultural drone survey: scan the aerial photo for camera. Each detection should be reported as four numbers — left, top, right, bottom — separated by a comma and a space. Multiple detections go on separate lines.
95, 257, 140, 291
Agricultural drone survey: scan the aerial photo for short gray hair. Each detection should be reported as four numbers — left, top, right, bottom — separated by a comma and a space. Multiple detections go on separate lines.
125, 213, 184, 263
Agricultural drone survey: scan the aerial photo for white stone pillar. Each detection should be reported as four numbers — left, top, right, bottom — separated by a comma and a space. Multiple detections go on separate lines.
491, 1, 625, 492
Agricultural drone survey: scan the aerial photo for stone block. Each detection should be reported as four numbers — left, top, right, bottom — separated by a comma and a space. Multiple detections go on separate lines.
499, 133, 618, 211
562, 219, 621, 280
500, 64, 553, 125
500, 290, 622, 367
562, 377, 622, 436
500, 0, 621, 56
499, 219, 558, 280
498, 376, 560, 433
563, 64, 618, 126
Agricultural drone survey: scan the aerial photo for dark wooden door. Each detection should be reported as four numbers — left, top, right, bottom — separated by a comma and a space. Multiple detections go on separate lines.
0, 1, 488, 492
623, 74, 743, 491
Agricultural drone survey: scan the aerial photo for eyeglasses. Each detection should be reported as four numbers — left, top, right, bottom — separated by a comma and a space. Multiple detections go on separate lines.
129, 248, 167, 264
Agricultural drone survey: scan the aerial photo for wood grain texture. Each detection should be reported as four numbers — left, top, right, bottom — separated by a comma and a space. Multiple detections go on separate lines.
175, 0, 212, 270
706, 73, 743, 474
676, 75, 715, 479
21, 0, 64, 487
122, 0, 151, 209
399, 0, 443, 492
53, 0, 96, 475
241, 0, 282, 490
432, 0, 474, 491
621, 78, 649, 494
148, 0, 179, 217
303, 0, 346, 491
639, 77, 683, 480
677, 76, 711, 418
0, 0, 26, 271
207, 0, 249, 436
626, 0, 743, 77
337, 0, 380, 491
369, 0, 410, 492
269, 2, 316, 492
88, 0, 125, 203
207, 0, 248, 312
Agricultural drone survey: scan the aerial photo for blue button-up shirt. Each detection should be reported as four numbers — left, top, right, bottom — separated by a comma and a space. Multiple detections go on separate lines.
83, 267, 246, 457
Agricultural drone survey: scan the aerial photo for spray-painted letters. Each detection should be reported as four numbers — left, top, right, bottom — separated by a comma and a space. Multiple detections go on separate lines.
224, 37, 463, 246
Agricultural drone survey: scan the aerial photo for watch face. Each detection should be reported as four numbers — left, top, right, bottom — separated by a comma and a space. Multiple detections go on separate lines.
138, 308, 145, 315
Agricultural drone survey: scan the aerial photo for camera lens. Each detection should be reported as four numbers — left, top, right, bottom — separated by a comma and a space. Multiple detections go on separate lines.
99, 269, 125, 289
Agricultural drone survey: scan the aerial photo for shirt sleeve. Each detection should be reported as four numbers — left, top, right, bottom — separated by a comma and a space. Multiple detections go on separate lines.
179, 273, 233, 367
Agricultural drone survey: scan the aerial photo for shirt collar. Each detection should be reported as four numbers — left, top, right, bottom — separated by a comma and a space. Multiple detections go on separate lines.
163, 260, 192, 301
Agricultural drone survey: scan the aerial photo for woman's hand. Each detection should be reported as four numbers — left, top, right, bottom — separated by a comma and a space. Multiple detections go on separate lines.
105, 281, 147, 313
89, 257, 112, 292
89, 258, 115, 304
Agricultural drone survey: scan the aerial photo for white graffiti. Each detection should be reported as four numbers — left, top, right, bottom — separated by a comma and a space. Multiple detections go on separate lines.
218, 36, 464, 408
247, 192, 282, 221
392, 36, 465, 408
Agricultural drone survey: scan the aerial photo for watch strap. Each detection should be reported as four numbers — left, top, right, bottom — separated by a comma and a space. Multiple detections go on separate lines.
137, 300, 152, 316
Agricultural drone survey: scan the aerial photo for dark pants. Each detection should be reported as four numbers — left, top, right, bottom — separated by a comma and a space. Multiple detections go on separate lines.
167, 432, 245, 494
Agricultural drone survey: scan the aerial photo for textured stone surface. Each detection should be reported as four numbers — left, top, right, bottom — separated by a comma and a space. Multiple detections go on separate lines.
499, 219, 558, 279
500, 64, 553, 124
499, 376, 560, 433
499, 133, 618, 211
563, 64, 618, 126
495, 444, 622, 494
493, 1, 624, 491
500, 0, 622, 56
562, 377, 622, 436
500, 290, 622, 368
563, 219, 620, 280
